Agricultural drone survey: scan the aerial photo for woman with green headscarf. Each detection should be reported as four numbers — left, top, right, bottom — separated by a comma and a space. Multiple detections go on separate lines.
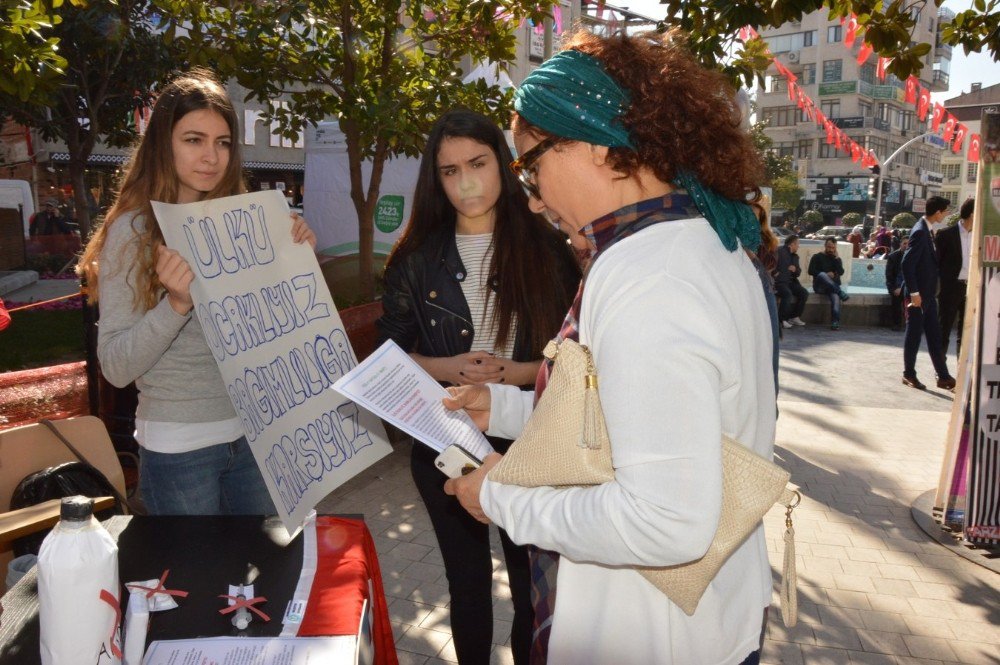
443, 29, 776, 664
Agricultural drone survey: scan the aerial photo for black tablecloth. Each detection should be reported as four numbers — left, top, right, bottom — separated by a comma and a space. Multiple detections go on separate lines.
0, 515, 311, 664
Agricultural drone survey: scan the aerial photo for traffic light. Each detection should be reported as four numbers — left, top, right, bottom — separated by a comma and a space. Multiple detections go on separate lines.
868, 164, 880, 200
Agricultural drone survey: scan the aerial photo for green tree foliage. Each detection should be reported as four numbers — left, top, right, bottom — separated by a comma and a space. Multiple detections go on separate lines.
157, 0, 558, 299
892, 212, 917, 228
750, 117, 804, 213
1, 0, 84, 103
772, 174, 804, 214
0, 0, 179, 238
799, 209, 824, 233
652, 0, 1000, 87
841, 212, 863, 228
750, 118, 794, 184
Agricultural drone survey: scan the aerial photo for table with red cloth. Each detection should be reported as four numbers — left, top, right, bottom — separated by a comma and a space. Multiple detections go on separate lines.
0, 514, 396, 665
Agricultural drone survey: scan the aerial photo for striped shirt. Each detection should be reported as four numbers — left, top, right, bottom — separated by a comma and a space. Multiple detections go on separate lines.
455, 232, 515, 358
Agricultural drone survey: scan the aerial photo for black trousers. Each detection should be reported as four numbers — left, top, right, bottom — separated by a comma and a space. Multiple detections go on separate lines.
939, 279, 967, 355
411, 441, 533, 665
775, 281, 808, 322
904, 295, 951, 380
889, 290, 904, 328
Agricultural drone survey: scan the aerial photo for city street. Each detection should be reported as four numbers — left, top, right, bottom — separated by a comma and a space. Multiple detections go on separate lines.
316, 325, 999, 664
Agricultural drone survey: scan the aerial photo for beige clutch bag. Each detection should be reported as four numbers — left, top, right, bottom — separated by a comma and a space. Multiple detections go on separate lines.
489, 338, 800, 624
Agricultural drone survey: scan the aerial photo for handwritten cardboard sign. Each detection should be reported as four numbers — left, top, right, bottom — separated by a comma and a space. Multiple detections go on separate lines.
152, 190, 392, 531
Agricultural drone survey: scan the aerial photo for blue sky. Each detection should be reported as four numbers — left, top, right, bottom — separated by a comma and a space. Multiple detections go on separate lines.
622, 0, 999, 101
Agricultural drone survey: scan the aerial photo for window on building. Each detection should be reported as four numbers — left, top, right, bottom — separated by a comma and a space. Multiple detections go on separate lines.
765, 30, 817, 53
900, 111, 913, 131
769, 77, 787, 93
802, 63, 816, 85
902, 150, 913, 166
762, 105, 802, 127
865, 136, 888, 156
943, 163, 961, 180
968, 163, 979, 182
798, 139, 812, 158
773, 142, 795, 157
859, 63, 876, 84
821, 99, 841, 118
859, 101, 872, 117
823, 59, 843, 82
877, 103, 891, 121
828, 25, 842, 43
818, 142, 848, 158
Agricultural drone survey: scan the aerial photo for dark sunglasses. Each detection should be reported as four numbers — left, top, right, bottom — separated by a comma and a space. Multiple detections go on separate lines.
509, 137, 558, 199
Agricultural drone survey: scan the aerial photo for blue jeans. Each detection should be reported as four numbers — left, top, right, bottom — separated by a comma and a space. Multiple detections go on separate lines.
812, 273, 842, 324
139, 436, 276, 515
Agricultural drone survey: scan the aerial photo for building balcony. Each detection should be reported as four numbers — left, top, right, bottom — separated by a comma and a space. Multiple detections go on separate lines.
935, 42, 953, 60
929, 69, 950, 92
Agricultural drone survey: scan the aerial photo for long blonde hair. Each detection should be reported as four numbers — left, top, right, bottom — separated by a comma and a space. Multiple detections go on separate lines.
77, 69, 245, 310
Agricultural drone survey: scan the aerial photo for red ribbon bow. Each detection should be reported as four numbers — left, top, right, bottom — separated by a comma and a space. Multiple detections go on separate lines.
127, 569, 190, 600
219, 594, 271, 622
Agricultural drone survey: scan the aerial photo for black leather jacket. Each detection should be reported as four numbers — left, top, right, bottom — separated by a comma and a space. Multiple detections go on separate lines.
376, 228, 580, 369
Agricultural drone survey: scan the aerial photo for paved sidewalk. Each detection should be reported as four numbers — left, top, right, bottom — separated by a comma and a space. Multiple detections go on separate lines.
316, 325, 999, 664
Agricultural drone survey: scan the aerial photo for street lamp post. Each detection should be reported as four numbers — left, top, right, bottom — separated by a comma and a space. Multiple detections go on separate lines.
872, 131, 939, 228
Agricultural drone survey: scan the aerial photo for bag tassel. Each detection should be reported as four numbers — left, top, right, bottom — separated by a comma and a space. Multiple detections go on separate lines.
581, 346, 603, 450
779, 490, 800, 627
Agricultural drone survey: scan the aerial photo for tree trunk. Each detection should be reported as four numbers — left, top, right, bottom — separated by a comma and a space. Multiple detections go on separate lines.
70, 161, 92, 240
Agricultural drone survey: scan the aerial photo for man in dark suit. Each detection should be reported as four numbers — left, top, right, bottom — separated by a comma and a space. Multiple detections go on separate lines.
775, 234, 809, 328
937, 198, 975, 355
885, 236, 909, 331
901, 196, 955, 390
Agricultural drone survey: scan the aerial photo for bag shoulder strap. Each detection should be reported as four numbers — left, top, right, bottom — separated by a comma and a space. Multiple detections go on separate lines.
38, 419, 140, 515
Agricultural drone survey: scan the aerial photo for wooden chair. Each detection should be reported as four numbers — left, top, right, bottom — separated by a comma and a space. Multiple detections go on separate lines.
0, 416, 124, 587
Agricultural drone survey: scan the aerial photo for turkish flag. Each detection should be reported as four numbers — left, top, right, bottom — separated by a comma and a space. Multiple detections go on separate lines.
857, 43, 873, 65
851, 142, 862, 162
952, 123, 968, 153
877, 57, 890, 81
773, 60, 790, 78
825, 121, 835, 144
788, 79, 798, 102
917, 88, 931, 121
905, 77, 918, 103
815, 110, 827, 127
931, 103, 946, 132
942, 115, 957, 142
968, 134, 981, 162
845, 15, 859, 46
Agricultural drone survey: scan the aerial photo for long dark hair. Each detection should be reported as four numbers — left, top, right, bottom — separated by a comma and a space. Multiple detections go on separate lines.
78, 68, 244, 310
386, 109, 575, 354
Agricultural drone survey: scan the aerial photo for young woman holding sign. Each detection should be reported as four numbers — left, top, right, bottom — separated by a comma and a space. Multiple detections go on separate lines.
376, 109, 581, 664
78, 69, 316, 515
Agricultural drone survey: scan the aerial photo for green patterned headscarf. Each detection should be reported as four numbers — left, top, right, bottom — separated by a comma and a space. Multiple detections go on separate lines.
515, 49, 761, 252
514, 50, 634, 149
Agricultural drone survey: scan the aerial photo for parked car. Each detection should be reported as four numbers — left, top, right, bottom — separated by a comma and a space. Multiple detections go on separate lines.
808, 226, 852, 241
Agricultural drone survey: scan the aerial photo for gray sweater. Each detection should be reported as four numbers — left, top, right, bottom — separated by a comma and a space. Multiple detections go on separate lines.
97, 211, 235, 422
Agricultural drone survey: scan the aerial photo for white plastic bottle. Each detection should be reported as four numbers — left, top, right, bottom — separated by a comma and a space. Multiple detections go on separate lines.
37, 496, 122, 665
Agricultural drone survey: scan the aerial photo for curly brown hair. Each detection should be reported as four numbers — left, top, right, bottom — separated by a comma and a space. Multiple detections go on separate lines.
513, 28, 764, 203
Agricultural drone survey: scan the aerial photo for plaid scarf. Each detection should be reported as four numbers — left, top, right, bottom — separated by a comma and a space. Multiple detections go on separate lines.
527, 193, 698, 663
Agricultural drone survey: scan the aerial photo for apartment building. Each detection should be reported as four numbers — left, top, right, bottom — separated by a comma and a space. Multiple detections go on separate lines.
935, 82, 1000, 208
758, 8, 953, 224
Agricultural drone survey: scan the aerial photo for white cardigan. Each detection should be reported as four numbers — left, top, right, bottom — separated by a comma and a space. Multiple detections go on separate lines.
481, 219, 776, 664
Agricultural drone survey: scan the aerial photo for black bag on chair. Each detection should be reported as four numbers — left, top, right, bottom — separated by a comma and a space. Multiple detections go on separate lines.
9, 461, 124, 556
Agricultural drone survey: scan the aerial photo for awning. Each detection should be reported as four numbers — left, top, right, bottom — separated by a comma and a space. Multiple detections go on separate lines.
49, 153, 304, 172
50, 152, 127, 166
244, 161, 304, 172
